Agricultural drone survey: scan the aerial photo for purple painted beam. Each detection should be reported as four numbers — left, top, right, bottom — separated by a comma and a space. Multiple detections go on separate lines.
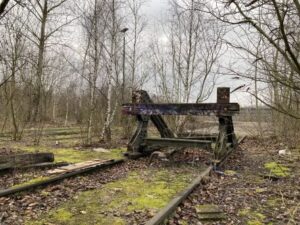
122, 103, 239, 116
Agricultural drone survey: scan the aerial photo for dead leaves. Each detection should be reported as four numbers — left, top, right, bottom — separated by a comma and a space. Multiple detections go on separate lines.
166, 138, 300, 225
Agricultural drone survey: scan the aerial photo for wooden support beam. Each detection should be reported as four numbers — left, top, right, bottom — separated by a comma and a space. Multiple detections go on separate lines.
122, 103, 239, 116
214, 88, 238, 159
178, 133, 218, 141
217, 87, 230, 104
124, 88, 239, 158
132, 90, 174, 138
0, 153, 54, 167
145, 138, 212, 149
179, 136, 218, 141
0, 162, 68, 171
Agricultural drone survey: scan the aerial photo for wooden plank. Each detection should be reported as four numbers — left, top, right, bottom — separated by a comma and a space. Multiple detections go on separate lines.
145, 138, 212, 149
122, 103, 239, 116
178, 133, 218, 141
47, 159, 106, 175
217, 87, 230, 104
0, 162, 68, 171
180, 136, 218, 141
0, 153, 54, 166
132, 90, 175, 138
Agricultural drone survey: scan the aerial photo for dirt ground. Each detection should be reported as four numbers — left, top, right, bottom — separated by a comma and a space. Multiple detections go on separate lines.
0, 136, 211, 225
0, 125, 299, 225
168, 138, 300, 225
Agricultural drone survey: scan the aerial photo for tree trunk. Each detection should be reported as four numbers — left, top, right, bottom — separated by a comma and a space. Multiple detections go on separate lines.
101, 0, 117, 143
31, 0, 48, 122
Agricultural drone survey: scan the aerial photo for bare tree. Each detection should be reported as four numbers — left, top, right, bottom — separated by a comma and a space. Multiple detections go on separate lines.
0, 0, 10, 16
22, 0, 72, 122
150, 0, 224, 132
0, 5, 29, 140
126, 0, 146, 93
101, 0, 123, 143
79, 0, 108, 144
197, 0, 300, 142
202, 0, 300, 118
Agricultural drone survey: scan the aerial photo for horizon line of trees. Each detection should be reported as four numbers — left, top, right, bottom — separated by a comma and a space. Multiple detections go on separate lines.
0, 0, 299, 146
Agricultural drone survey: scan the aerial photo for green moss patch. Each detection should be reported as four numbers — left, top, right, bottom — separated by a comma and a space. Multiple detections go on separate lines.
20, 146, 125, 163
12, 176, 49, 188
247, 221, 264, 225
244, 174, 265, 184
266, 197, 281, 207
224, 170, 237, 176
264, 162, 290, 177
26, 168, 195, 225
239, 209, 266, 225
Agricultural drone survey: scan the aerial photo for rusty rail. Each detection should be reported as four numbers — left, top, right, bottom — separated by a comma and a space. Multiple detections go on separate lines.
0, 159, 125, 197
145, 136, 246, 225
145, 166, 213, 225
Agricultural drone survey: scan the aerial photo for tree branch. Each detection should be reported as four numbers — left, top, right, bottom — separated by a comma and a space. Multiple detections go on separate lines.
0, 0, 10, 16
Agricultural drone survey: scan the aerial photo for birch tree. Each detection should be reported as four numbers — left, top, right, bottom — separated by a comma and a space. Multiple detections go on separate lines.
101, 0, 122, 143
23, 0, 71, 122
0, 6, 28, 140
126, 0, 146, 93
150, 0, 224, 132
80, 0, 108, 144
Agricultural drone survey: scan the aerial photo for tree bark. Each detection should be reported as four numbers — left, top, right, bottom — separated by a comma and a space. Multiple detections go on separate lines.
0, 0, 10, 16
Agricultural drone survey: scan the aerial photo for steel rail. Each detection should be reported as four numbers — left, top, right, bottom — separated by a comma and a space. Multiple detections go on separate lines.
145, 136, 247, 225
145, 166, 213, 225
0, 159, 125, 197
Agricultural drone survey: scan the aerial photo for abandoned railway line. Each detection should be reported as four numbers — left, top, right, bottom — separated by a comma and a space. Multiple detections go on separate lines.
144, 136, 246, 225
0, 145, 243, 224
0, 159, 125, 198
0, 87, 255, 225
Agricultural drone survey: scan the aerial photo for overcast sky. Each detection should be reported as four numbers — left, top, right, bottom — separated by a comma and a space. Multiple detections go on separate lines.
139, 0, 252, 105
144, 0, 168, 18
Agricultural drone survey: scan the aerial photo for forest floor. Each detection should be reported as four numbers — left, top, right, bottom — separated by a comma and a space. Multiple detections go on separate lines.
0, 126, 211, 225
168, 138, 300, 225
0, 127, 299, 225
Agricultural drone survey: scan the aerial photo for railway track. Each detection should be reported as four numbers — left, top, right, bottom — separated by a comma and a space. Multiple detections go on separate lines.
0, 158, 125, 197
0, 136, 246, 225
145, 136, 246, 225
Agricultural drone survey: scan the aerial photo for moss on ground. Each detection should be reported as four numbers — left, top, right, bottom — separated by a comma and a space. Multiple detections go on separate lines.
20, 146, 125, 163
224, 170, 237, 176
244, 174, 265, 184
264, 162, 290, 177
11, 176, 50, 188
26, 168, 194, 225
247, 221, 264, 225
266, 197, 281, 207
239, 209, 266, 225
